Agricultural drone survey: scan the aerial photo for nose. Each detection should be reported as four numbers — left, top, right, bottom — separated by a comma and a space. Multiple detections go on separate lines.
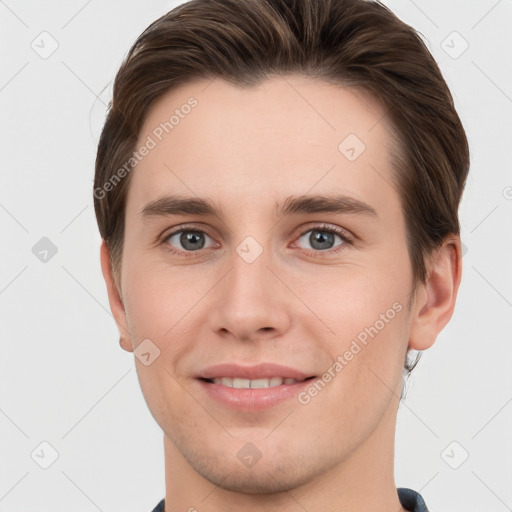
207, 244, 292, 343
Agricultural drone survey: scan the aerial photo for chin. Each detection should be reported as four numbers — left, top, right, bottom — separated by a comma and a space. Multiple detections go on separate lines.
193, 461, 310, 495
179, 437, 337, 496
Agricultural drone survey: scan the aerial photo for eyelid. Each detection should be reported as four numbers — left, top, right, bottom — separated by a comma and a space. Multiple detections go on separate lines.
295, 222, 354, 244
159, 223, 214, 242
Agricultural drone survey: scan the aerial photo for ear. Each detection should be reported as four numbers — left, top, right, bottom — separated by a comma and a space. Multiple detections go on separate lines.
100, 240, 134, 353
409, 235, 463, 351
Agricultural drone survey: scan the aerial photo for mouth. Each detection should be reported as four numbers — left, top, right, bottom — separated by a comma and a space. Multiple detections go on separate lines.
198, 376, 315, 388
195, 363, 317, 410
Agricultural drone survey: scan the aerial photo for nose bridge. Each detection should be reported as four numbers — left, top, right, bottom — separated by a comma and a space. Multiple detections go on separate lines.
208, 232, 291, 340
227, 235, 275, 310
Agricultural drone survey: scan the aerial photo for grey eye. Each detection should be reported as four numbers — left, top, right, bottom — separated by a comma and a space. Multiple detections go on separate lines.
297, 229, 344, 251
166, 230, 213, 251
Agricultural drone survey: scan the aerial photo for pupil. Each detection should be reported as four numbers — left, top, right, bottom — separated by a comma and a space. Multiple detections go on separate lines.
311, 231, 333, 250
181, 231, 204, 250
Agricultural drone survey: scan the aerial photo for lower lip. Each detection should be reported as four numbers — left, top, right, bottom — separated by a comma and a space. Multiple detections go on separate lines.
196, 378, 314, 411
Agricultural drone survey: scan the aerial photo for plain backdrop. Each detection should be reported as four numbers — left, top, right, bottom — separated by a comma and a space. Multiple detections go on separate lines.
1, 0, 511, 511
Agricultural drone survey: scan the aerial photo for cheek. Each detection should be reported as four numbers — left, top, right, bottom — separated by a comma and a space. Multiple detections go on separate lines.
316, 298, 408, 428
307, 263, 408, 339
120, 259, 206, 425
309, 264, 410, 401
122, 252, 209, 338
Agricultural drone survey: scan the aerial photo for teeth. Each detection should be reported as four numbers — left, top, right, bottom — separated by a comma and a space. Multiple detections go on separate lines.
269, 377, 284, 387
211, 377, 299, 388
251, 378, 272, 388
233, 378, 250, 388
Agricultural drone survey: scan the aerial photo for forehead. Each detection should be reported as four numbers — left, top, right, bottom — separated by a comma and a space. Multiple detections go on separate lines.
128, 75, 399, 215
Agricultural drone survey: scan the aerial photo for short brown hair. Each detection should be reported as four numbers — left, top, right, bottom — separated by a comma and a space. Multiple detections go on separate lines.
94, 0, 469, 377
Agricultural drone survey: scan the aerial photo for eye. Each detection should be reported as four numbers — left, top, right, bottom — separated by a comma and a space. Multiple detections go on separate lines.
295, 224, 351, 254
164, 227, 216, 254
161, 223, 352, 257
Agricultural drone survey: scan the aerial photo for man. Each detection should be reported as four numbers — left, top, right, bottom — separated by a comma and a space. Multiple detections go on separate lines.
94, 0, 469, 510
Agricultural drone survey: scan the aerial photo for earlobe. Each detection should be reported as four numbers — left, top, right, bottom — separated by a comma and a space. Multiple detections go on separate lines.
100, 241, 134, 353
409, 236, 463, 351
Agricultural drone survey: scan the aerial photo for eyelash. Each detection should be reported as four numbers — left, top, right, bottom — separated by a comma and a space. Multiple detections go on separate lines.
161, 223, 353, 258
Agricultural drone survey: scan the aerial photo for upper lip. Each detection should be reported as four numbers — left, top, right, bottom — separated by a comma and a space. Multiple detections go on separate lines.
197, 363, 313, 381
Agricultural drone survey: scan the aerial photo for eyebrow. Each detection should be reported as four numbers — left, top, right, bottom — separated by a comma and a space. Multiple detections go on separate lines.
139, 193, 377, 220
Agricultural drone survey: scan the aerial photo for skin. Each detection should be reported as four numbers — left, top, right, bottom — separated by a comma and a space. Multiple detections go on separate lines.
100, 75, 462, 512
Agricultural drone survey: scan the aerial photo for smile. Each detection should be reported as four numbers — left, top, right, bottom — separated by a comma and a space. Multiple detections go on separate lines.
209, 377, 305, 388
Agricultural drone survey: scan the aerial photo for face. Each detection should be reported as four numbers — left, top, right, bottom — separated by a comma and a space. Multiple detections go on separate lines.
113, 75, 420, 493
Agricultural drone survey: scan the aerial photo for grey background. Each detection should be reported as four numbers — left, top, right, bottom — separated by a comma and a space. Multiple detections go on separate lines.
0, 0, 511, 511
